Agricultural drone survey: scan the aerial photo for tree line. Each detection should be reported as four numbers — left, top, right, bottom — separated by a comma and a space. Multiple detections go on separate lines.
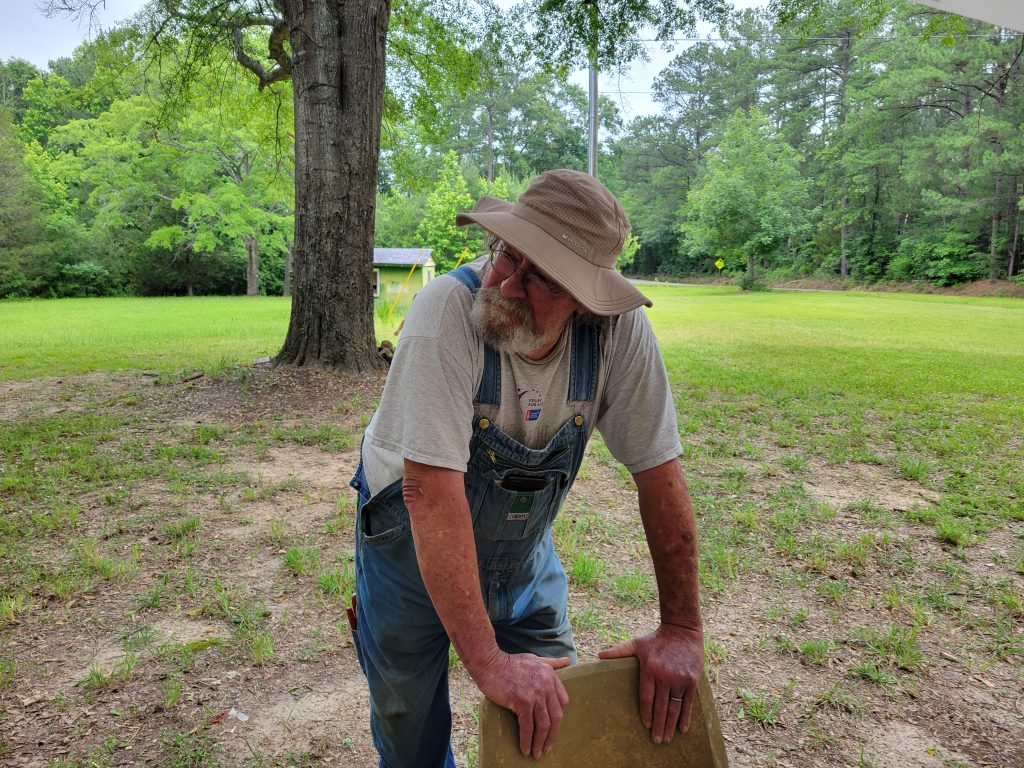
1, 0, 1021, 305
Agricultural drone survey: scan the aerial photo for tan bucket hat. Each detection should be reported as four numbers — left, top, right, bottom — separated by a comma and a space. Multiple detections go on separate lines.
455, 169, 652, 316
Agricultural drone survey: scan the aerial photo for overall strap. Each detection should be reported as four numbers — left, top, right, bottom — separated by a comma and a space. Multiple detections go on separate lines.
450, 265, 502, 406
449, 264, 482, 292
568, 315, 600, 403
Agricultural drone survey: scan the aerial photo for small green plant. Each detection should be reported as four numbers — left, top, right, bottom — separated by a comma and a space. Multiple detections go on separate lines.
124, 625, 157, 652
0, 658, 16, 692
136, 581, 166, 611
810, 681, 862, 712
317, 564, 356, 601
981, 617, 1024, 661
569, 607, 603, 633
609, 570, 654, 606
77, 539, 139, 582
818, 579, 852, 604
161, 730, 219, 767
779, 454, 806, 472
83, 663, 113, 690
249, 631, 275, 666
0, 594, 26, 623
53, 573, 79, 602
897, 455, 931, 483
448, 643, 463, 672
737, 686, 784, 727
325, 497, 355, 535
935, 517, 973, 547
164, 677, 182, 708
161, 516, 200, 541
375, 295, 401, 326
800, 640, 833, 665
859, 624, 923, 671
789, 607, 809, 626
731, 506, 759, 531
834, 534, 875, 572
283, 546, 321, 576
846, 499, 892, 526
851, 661, 897, 687
704, 636, 730, 666
569, 552, 604, 588
268, 518, 293, 545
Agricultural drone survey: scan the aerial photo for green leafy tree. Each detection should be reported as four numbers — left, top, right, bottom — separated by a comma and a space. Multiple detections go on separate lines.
679, 107, 811, 281
0, 110, 54, 296
414, 152, 480, 272
0, 58, 43, 124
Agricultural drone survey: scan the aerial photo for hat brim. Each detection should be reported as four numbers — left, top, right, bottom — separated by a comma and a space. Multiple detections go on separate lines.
456, 197, 651, 316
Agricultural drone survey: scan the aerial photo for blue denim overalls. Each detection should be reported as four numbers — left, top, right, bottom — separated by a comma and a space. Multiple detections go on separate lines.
350, 265, 600, 768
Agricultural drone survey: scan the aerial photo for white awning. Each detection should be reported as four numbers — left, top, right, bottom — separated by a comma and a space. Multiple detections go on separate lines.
912, 1, 1024, 32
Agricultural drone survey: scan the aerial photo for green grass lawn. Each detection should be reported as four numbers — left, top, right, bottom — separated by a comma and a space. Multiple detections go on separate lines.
4, 288, 1022, 389
0, 297, 293, 381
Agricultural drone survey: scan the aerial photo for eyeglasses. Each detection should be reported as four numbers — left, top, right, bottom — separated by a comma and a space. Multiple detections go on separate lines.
488, 247, 565, 297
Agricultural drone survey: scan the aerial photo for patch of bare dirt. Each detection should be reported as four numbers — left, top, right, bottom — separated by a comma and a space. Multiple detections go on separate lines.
771, 277, 1024, 298
227, 445, 358, 494
803, 460, 941, 512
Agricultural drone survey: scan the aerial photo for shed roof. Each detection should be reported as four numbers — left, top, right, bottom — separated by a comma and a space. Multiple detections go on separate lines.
373, 248, 434, 267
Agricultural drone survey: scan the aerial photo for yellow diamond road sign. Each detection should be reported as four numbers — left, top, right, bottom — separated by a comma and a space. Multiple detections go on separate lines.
715, 258, 725, 271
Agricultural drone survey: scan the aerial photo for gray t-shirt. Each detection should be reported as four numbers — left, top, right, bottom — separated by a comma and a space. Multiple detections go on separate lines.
361, 259, 681, 495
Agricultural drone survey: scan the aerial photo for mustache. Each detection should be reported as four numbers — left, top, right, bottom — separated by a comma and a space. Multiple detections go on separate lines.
477, 288, 534, 325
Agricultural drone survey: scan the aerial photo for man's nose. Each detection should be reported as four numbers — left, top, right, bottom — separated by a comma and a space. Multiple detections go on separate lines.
499, 269, 528, 301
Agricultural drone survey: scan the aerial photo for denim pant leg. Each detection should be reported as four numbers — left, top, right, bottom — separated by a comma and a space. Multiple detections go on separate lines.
492, 538, 577, 663
354, 499, 457, 768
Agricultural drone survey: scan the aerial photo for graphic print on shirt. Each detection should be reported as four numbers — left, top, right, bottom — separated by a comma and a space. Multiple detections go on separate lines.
518, 387, 544, 422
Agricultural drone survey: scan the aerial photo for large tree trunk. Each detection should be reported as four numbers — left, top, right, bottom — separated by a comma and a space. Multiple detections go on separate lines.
245, 235, 260, 296
275, 0, 388, 372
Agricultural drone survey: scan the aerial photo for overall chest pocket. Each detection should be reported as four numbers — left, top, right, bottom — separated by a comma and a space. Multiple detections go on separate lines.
467, 444, 572, 542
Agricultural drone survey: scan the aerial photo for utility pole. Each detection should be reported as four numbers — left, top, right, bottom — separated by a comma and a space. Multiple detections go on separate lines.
588, 60, 598, 177
586, 0, 598, 178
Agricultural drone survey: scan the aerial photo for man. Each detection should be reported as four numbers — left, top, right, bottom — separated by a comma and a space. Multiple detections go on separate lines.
350, 169, 703, 767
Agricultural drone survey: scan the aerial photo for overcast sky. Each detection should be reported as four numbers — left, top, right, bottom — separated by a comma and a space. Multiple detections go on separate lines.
0, 0, 764, 120
2, 0, 149, 68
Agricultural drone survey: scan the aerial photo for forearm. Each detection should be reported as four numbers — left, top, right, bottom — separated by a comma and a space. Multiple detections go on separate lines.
634, 459, 702, 631
402, 459, 499, 677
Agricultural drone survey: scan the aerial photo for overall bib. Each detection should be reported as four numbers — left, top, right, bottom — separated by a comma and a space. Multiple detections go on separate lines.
350, 265, 600, 768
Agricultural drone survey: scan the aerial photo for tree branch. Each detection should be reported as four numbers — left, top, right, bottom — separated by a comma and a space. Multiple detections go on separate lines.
231, 20, 291, 90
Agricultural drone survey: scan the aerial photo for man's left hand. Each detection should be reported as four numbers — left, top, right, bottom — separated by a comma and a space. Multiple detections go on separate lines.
598, 622, 704, 744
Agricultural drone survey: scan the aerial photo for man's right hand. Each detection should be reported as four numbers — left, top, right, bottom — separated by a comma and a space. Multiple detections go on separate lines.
470, 649, 571, 759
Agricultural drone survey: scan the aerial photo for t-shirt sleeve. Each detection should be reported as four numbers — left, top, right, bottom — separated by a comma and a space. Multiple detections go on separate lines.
595, 309, 682, 474
365, 278, 479, 473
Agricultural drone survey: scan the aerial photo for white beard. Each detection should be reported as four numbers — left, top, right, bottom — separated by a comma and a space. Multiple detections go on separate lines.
470, 287, 561, 357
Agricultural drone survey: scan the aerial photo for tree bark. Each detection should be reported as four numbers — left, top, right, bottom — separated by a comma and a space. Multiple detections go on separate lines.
282, 233, 293, 297
245, 235, 260, 296
840, 180, 849, 279
990, 172, 1002, 279
274, 0, 388, 372
1009, 178, 1021, 278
